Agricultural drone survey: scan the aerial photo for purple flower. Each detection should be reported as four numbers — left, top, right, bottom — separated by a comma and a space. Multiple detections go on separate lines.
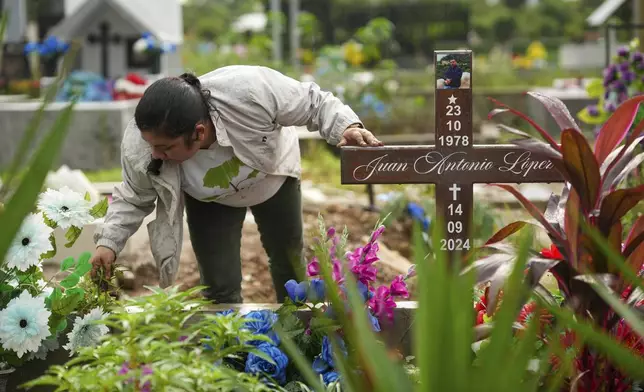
619, 61, 631, 72
605, 102, 617, 112
389, 275, 410, 299
617, 46, 629, 58
368, 286, 397, 321
285, 279, 308, 303
633, 52, 643, 63
118, 362, 129, 375
611, 80, 626, 92
179, 335, 188, 342
370, 225, 385, 243
332, 260, 344, 283
307, 257, 320, 277
326, 227, 336, 239
351, 264, 378, 284
623, 70, 636, 83
405, 264, 416, 279
587, 105, 600, 117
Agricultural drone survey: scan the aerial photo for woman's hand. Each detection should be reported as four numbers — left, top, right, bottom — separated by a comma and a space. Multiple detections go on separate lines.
336, 125, 383, 147
90, 246, 117, 280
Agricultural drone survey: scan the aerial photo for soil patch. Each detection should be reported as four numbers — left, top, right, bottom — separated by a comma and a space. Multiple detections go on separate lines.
121, 204, 416, 302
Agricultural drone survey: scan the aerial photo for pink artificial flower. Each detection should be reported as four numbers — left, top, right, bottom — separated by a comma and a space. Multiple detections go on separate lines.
352, 264, 378, 284
332, 260, 344, 283
369, 285, 397, 321
307, 258, 320, 277
389, 275, 409, 299
370, 225, 385, 243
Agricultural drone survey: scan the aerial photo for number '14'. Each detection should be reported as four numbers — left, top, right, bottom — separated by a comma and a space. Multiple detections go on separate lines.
448, 203, 462, 216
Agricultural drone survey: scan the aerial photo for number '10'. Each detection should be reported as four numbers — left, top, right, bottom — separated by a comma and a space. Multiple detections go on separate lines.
447, 120, 461, 131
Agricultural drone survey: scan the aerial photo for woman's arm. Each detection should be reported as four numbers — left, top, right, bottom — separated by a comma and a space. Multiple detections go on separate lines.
93, 154, 157, 256
250, 66, 364, 145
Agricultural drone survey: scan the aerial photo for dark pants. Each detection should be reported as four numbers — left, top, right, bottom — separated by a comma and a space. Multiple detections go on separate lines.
184, 176, 305, 304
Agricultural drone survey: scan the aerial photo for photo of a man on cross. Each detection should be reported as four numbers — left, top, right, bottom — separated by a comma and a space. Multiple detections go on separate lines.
436, 52, 471, 90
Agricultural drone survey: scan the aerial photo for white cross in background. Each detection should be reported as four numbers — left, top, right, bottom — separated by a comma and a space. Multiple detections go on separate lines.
449, 184, 461, 200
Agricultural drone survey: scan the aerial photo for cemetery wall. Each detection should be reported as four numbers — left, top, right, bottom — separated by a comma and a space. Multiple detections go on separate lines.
0, 100, 136, 171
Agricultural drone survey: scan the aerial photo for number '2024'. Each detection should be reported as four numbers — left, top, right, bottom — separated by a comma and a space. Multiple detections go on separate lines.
440, 238, 470, 251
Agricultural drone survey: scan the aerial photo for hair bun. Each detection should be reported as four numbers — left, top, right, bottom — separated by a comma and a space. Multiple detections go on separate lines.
179, 72, 201, 88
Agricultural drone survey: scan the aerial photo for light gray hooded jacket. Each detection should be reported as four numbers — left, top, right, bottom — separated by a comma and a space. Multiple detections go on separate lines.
93, 65, 363, 288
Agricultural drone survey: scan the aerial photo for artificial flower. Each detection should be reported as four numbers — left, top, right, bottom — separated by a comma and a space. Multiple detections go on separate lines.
36, 279, 54, 300
5, 213, 53, 271
308, 278, 325, 303
244, 310, 280, 346
368, 286, 397, 321
389, 275, 410, 299
245, 342, 289, 385
323, 371, 340, 385
63, 307, 109, 355
0, 291, 52, 358
307, 257, 320, 277
284, 279, 308, 303
37, 186, 93, 229
539, 244, 564, 260
26, 335, 60, 361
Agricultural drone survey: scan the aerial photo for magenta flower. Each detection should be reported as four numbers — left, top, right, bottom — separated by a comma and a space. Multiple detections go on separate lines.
326, 227, 336, 239
370, 225, 385, 243
307, 257, 320, 277
389, 275, 410, 299
368, 286, 397, 321
332, 260, 344, 283
351, 264, 378, 284
118, 362, 129, 375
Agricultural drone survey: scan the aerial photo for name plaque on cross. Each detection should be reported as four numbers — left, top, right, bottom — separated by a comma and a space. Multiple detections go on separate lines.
340, 50, 566, 265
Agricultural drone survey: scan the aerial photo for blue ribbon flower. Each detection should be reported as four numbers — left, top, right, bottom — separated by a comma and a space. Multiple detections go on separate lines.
244, 342, 289, 385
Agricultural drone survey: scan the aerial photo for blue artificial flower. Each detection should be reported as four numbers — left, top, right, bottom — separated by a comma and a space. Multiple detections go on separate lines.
357, 281, 372, 302
308, 279, 325, 303
323, 371, 340, 385
23, 42, 40, 55
216, 309, 235, 317
245, 342, 289, 386
368, 311, 381, 332
285, 279, 308, 303
321, 335, 347, 369
244, 310, 280, 346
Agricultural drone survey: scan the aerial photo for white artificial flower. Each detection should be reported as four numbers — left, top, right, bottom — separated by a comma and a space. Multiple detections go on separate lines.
5, 213, 54, 271
26, 335, 60, 361
0, 291, 52, 358
36, 280, 54, 300
63, 308, 109, 355
37, 186, 93, 229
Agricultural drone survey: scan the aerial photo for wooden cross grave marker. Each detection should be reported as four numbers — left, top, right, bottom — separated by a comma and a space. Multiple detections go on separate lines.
340, 50, 566, 264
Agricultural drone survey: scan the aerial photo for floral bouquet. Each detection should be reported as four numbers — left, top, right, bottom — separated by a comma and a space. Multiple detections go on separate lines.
0, 186, 114, 374
213, 216, 414, 390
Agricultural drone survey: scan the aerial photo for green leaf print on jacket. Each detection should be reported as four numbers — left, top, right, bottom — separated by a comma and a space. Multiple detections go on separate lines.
202, 157, 244, 189
200, 156, 262, 202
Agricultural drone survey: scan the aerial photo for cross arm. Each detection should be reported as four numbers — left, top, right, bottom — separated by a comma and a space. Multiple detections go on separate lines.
340, 144, 565, 185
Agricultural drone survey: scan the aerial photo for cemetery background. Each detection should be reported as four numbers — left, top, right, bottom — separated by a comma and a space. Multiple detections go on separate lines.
0, 0, 641, 303
0, 0, 643, 389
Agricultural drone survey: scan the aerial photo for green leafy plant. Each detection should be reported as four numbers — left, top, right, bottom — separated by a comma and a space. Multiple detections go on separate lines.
470, 92, 644, 390
0, 41, 115, 380
24, 286, 280, 391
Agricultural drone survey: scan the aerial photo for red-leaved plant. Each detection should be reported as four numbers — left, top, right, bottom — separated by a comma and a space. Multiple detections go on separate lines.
465, 92, 644, 391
